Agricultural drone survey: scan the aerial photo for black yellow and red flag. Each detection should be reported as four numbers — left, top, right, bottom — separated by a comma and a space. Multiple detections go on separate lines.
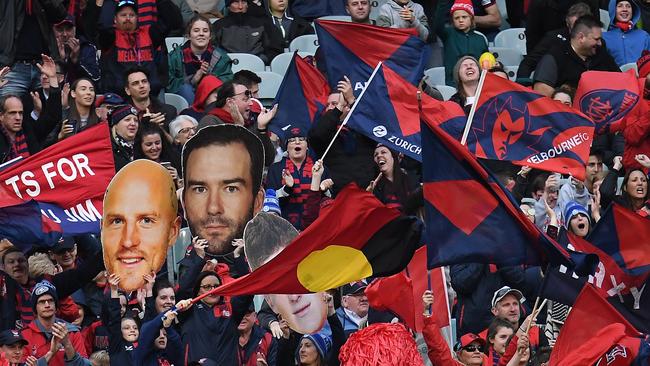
193, 185, 421, 299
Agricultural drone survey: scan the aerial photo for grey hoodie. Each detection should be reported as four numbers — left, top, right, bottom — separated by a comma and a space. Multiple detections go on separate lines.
376, 0, 430, 41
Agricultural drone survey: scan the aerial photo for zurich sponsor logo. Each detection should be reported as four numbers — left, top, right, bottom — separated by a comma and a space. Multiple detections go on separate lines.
373, 125, 387, 138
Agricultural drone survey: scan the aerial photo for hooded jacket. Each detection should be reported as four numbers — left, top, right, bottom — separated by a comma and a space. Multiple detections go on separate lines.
20, 318, 88, 366
603, 0, 650, 66
167, 40, 233, 95
376, 0, 430, 41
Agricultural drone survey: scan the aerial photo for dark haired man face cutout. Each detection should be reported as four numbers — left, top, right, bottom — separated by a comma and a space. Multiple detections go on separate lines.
102, 160, 180, 291
183, 134, 264, 256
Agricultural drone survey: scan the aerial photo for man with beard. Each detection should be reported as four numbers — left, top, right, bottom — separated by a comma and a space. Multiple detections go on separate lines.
179, 124, 265, 279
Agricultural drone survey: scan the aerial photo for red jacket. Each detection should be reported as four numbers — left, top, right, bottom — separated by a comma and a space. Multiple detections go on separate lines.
21, 319, 88, 366
422, 316, 487, 366
613, 81, 650, 172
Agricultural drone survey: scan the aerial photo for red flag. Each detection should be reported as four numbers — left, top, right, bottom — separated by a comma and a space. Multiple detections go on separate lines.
549, 285, 642, 366
467, 72, 595, 180
574, 70, 641, 134
196, 185, 421, 298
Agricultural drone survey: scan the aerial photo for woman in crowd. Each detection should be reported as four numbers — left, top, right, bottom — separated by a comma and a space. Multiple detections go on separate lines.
600, 156, 649, 213
167, 15, 233, 104
59, 78, 101, 141
134, 121, 182, 186
486, 318, 515, 366
449, 56, 481, 115
368, 144, 417, 211
297, 333, 331, 366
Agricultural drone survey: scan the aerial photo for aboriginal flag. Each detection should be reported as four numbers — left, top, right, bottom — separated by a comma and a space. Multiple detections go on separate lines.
420, 116, 595, 272
269, 52, 329, 141
200, 185, 422, 296
468, 72, 595, 180
315, 20, 428, 92
574, 70, 641, 134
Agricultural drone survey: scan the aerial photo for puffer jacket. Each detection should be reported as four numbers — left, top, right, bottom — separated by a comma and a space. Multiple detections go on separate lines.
602, 0, 650, 66
213, 13, 283, 64
0, 0, 67, 67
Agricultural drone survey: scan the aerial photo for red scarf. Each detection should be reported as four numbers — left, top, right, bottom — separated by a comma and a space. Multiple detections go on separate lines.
284, 156, 313, 204
208, 107, 235, 124
615, 21, 633, 32
0, 125, 30, 162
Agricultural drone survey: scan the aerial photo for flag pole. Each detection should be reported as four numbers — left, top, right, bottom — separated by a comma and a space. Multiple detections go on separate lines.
320, 61, 383, 162
460, 70, 487, 146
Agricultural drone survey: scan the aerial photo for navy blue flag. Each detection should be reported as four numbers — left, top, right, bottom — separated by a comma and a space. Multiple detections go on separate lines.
291, 0, 347, 19
420, 116, 596, 272
270, 52, 329, 141
314, 20, 428, 94
0, 200, 62, 251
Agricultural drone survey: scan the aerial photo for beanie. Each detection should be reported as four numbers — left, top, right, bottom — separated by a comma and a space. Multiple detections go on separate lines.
637, 50, 650, 78
284, 126, 306, 149
31, 280, 58, 313
109, 105, 138, 127
262, 189, 281, 215
450, 0, 474, 16
302, 333, 332, 359
563, 201, 591, 229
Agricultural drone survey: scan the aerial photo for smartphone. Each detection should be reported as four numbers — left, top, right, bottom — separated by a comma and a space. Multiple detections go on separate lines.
160, 162, 172, 169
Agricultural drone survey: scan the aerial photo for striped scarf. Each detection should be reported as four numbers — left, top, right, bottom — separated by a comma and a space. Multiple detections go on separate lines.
182, 43, 214, 77
1, 125, 30, 162
285, 156, 313, 204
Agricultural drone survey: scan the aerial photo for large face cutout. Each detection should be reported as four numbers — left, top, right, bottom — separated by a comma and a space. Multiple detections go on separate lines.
101, 160, 180, 292
243, 213, 327, 334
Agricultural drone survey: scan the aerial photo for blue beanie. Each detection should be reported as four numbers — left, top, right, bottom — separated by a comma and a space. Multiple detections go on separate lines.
563, 201, 590, 229
262, 189, 281, 215
302, 333, 332, 359
31, 280, 58, 313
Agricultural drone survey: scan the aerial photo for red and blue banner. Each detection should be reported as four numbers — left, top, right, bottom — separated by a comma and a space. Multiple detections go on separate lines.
574, 70, 641, 134
314, 20, 428, 94
270, 52, 329, 140
0, 123, 115, 239
468, 72, 595, 180
420, 115, 595, 272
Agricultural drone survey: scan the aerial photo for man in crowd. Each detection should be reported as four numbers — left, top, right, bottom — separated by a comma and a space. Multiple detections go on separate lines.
21, 281, 90, 365
533, 15, 619, 96
346, 0, 374, 24
213, 0, 283, 65
337, 280, 369, 339
236, 305, 277, 365
49, 238, 78, 272
0, 0, 67, 97
123, 67, 177, 135
52, 15, 101, 83
0, 55, 62, 164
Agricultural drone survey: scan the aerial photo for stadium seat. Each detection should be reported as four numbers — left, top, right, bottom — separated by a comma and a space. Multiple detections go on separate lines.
620, 62, 638, 75
318, 15, 351, 22
600, 9, 611, 30
370, 0, 389, 20
504, 65, 519, 79
489, 47, 524, 67
257, 71, 284, 100
424, 67, 446, 86
164, 93, 189, 113
270, 51, 315, 76
435, 85, 457, 101
289, 34, 319, 53
474, 30, 490, 47
166, 227, 192, 282
494, 28, 527, 55
165, 37, 185, 52
228, 53, 266, 73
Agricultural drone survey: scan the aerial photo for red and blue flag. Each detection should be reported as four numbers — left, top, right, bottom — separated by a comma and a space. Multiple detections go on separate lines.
314, 20, 428, 92
468, 72, 595, 180
574, 70, 641, 134
0, 199, 62, 251
270, 52, 329, 140
420, 116, 595, 272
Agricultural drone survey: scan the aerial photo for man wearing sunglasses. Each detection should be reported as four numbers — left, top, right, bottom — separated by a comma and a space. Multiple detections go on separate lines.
199, 80, 276, 166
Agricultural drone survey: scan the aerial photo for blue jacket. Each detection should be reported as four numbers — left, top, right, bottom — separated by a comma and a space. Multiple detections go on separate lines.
603, 0, 650, 66
335, 307, 361, 339
133, 312, 183, 366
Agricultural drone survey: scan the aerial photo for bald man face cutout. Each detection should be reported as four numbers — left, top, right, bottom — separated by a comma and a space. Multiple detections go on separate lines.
102, 160, 180, 291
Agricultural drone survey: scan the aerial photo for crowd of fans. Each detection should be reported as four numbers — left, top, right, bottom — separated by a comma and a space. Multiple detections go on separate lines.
0, 0, 649, 365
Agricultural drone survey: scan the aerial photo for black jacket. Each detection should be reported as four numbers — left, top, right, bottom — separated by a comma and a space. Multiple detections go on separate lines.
0, 0, 67, 67
525, 0, 599, 52
308, 108, 377, 194
214, 13, 283, 64
0, 87, 62, 164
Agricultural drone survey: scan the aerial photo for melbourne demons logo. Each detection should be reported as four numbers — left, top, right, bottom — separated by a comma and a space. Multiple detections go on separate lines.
579, 89, 639, 133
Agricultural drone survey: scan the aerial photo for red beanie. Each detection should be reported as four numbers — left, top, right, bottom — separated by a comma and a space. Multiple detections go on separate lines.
637, 50, 650, 78
450, 0, 474, 16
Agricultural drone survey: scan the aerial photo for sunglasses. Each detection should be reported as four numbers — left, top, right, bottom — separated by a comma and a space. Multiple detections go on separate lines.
233, 89, 252, 99
463, 345, 483, 353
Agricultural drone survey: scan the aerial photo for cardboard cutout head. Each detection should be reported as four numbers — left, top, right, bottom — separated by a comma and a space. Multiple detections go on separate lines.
243, 213, 327, 334
181, 124, 265, 256
101, 159, 180, 292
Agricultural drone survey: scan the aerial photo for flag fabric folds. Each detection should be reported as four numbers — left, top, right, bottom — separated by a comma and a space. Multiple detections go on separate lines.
574, 70, 641, 134
549, 285, 643, 366
420, 117, 590, 271
468, 72, 595, 180
200, 185, 421, 296
269, 52, 329, 140
314, 20, 428, 91
0, 199, 62, 251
